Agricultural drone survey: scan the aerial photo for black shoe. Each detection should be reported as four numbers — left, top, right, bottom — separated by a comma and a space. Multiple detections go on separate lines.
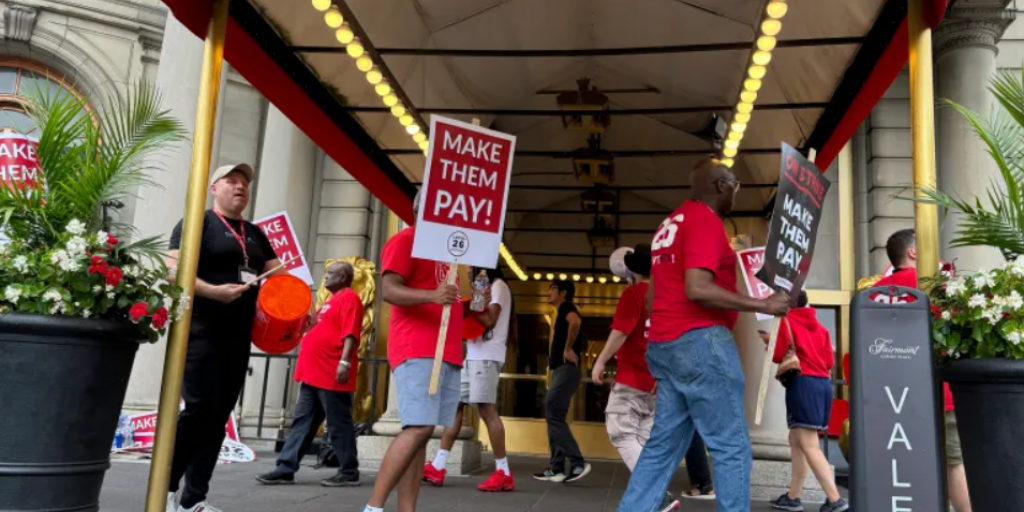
321, 473, 360, 487
564, 463, 591, 483
819, 499, 849, 512
769, 493, 803, 511
532, 468, 566, 482
254, 471, 294, 485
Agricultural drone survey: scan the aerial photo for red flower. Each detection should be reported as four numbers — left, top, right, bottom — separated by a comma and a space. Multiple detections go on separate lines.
88, 256, 109, 275
104, 267, 123, 287
930, 305, 942, 319
152, 307, 169, 329
107, 234, 119, 249
129, 302, 149, 323
941, 262, 957, 275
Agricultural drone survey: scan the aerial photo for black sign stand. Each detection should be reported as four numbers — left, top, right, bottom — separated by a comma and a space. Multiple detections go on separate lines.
850, 286, 946, 511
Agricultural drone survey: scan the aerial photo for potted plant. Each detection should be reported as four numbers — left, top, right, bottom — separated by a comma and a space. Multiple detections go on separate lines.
921, 69, 1024, 510
0, 84, 186, 512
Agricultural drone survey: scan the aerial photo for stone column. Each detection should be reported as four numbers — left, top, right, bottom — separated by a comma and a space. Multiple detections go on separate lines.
934, 6, 1015, 272
122, 15, 205, 410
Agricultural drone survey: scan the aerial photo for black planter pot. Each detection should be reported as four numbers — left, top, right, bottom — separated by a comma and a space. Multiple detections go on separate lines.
943, 358, 1024, 511
0, 313, 145, 512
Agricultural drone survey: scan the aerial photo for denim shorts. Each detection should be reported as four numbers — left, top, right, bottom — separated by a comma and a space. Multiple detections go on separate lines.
785, 375, 833, 431
394, 358, 461, 429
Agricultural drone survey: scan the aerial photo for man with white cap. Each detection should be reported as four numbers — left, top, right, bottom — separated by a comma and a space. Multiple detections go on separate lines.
165, 163, 284, 512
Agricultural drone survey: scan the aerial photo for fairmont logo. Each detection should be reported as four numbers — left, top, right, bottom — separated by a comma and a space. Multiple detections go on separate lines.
869, 338, 921, 360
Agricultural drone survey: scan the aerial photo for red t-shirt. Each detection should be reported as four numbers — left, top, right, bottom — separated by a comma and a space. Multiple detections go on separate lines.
382, 227, 463, 368
649, 201, 739, 342
293, 288, 364, 392
873, 269, 954, 412
611, 282, 656, 393
772, 307, 834, 379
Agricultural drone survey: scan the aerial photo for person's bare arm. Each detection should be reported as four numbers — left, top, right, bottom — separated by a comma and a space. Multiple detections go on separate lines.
335, 335, 357, 384
685, 268, 789, 316
166, 249, 247, 303
382, 272, 457, 307
474, 303, 503, 329
563, 311, 583, 364
591, 329, 628, 383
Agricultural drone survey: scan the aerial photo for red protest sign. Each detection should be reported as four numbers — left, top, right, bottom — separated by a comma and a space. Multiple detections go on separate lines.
414, 116, 516, 268
254, 211, 313, 285
0, 133, 41, 194
738, 247, 774, 322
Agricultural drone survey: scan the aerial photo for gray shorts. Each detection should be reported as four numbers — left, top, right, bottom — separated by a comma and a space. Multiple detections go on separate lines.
460, 360, 503, 404
394, 358, 461, 429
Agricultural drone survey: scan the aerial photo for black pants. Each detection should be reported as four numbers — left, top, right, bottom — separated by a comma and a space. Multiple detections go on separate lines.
275, 383, 359, 479
169, 324, 250, 508
546, 364, 585, 472
685, 432, 713, 489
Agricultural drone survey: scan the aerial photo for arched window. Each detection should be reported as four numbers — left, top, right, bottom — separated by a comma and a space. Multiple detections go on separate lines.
0, 60, 87, 135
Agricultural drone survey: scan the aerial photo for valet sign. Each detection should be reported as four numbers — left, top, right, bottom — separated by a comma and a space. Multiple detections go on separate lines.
413, 116, 516, 268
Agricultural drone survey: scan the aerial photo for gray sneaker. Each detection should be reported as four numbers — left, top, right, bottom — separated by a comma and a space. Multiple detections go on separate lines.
532, 468, 566, 482
564, 463, 591, 483
769, 493, 804, 511
819, 499, 849, 512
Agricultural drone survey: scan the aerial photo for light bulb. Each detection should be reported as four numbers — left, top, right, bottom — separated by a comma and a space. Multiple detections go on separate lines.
753, 51, 772, 66
757, 35, 777, 51
346, 41, 365, 58
761, 19, 782, 36
375, 82, 391, 96
324, 7, 343, 28
721, 157, 735, 167
599, 277, 608, 284
546, 273, 554, 280
586, 276, 594, 283
413, 132, 426, 143
399, 114, 414, 126
573, 274, 581, 281
406, 124, 421, 135
312, 0, 331, 11
734, 112, 751, 124
383, 94, 399, 107
366, 68, 383, 84
725, 139, 740, 150
613, 276, 621, 283
766, 0, 788, 19
559, 273, 568, 280
744, 78, 762, 92
419, 141, 429, 151
748, 65, 766, 79
533, 273, 542, 280
731, 122, 747, 133
740, 91, 757, 103
723, 147, 738, 157
391, 105, 406, 117
737, 102, 754, 114
335, 25, 354, 44
356, 55, 373, 72
728, 131, 743, 141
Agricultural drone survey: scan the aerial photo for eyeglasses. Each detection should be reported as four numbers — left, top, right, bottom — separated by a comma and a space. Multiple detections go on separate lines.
717, 178, 742, 193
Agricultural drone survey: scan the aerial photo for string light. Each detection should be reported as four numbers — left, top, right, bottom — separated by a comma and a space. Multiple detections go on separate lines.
761, 19, 782, 36
721, 157, 735, 167
748, 65, 766, 79
744, 78, 762, 92
533, 273, 542, 280
356, 55, 373, 72
734, 112, 751, 124
752, 51, 772, 66
599, 277, 608, 284
418, 140, 429, 151
399, 114, 414, 126
573, 274, 581, 281
586, 276, 595, 283
740, 91, 757, 103
312, 0, 332, 11
723, 147, 738, 157
366, 68, 383, 84
324, 7, 344, 28
737, 102, 753, 114
725, 139, 740, 150
413, 132, 426, 143
757, 36, 776, 51
546, 273, 555, 280
406, 124, 421, 135
375, 82, 391, 96
766, 0, 788, 19
346, 39, 365, 58
499, 243, 528, 280
728, 131, 743, 141
731, 122, 747, 133
613, 276, 621, 283
335, 24, 354, 44
391, 105, 406, 117
383, 94, 399, 107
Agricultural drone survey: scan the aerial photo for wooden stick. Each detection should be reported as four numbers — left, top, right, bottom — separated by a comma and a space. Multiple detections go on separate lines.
247, 254, 299, 286
755, 316, 782, 425
428, 262, 459, 394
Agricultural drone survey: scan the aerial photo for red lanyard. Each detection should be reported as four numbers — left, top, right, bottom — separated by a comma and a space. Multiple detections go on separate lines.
214, 210, 248, 266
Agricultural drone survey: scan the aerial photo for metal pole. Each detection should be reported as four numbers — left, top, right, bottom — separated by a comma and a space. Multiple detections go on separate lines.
143, 1, 230, 510
907, 0, 941, 285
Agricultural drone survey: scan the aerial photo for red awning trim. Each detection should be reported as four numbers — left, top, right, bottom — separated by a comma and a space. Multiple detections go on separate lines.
927, 0, 949, 29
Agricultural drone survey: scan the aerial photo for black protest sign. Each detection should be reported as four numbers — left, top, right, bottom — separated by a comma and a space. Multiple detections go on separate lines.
755, 143, 831, 297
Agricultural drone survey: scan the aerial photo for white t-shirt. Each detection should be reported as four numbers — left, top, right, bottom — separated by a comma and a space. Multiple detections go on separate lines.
466, 278, 511, 363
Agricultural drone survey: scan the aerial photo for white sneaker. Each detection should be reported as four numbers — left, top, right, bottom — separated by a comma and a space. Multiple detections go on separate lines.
177, 502, 222, 512
165, 493, 176, 512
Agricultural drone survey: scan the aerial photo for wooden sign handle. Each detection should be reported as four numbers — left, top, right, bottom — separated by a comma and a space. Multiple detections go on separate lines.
754, 316, 782, 425
428, 262, 459, 394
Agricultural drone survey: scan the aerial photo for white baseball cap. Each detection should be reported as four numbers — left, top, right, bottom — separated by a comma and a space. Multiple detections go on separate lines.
209, 163, 254, 185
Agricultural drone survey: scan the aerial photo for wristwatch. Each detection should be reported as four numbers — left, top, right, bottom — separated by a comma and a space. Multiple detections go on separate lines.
337, 360, 351, 368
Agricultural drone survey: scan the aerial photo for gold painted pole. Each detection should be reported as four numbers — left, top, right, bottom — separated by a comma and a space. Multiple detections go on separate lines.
908, 0, 941, 284
838, 143, 855, 399
143, 1, 230, 511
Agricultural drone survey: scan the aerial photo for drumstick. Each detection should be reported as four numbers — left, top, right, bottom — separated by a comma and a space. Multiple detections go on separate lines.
247, 254, 299, 286
755, 316, 782, 425
429, 262, 459, 394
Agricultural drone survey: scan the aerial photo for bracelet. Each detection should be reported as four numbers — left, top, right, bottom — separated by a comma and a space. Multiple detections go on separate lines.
337, 360, 351, 368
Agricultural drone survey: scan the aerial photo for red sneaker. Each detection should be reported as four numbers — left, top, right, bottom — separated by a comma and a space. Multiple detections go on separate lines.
477, 470, 515, 492
422, 463, 446, 487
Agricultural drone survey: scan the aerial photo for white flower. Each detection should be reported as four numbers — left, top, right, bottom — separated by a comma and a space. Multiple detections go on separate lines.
50, 250, 80, 272
42, 288, 62, 303
1011, 256, 1024, 277
1008, 331, 1023, 346
82, 308, 91, 318
105, 285, 113, 292
941, 311, 951, 321
972, 270, 995, 290
124, 265, 138, 278
65, 219, 86, 235
92, 285, 101, 293
162, 295, 173, 310
968, 294, 988, 309
66, 236, 87, 255
1008, 291, 1023, 311
4, 285, 21, 304
175, 295, 191, 318
983, 307, 1003, 326
993, 295, 1008, 309
106, 292, 115, 299
945, 279, 965, 297
96, 230, 109, 244
12, 256, 28, 273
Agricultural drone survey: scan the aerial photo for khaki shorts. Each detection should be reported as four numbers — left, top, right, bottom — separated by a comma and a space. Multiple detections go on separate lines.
460, 360, 502, 404
946, 411, 963, 466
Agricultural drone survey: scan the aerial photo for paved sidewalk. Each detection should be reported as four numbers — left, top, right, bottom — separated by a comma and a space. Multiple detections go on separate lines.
99, 453, 817, 512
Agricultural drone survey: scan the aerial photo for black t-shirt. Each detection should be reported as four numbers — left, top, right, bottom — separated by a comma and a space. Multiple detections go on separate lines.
550, 302, 584, 370
170, 210, 277, 332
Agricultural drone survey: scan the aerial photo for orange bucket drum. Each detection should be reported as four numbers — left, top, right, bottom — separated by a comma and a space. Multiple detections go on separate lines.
251, 274, 312, 354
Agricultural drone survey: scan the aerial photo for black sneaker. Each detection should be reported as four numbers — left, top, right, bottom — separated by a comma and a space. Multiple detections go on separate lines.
819, 499, 849, 512
564, 463, 591, 483
532, 468, 566, 482
769, 493, 803, 511
254, 471, 294, 485
321, 473, 360, 487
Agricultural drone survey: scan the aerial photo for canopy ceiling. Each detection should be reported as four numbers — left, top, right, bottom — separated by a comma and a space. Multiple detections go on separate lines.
161, 0, 945, 277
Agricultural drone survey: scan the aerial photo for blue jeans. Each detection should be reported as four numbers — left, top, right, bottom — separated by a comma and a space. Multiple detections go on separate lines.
615, 326, 751, 512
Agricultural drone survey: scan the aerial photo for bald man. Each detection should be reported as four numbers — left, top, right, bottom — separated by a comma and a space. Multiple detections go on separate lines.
615, 159, 790, 512
255, 262, 363, 487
